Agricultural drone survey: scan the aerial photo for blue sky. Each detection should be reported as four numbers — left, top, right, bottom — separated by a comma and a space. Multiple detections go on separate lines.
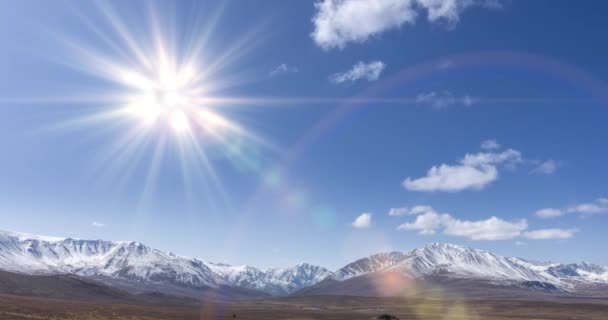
0, 0, 607, 270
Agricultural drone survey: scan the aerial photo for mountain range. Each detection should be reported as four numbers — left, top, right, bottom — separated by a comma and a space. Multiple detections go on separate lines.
1, 229, 606, 298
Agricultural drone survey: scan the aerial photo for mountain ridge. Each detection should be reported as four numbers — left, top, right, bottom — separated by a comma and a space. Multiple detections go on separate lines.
1, 229, 607, 297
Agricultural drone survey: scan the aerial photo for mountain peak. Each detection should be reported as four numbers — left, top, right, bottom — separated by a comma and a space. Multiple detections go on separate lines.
421, 242, 472, 251
1, 229, 607, 296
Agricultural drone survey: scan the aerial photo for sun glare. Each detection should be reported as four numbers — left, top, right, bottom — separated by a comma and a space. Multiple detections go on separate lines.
124, 67, 196, 133
54, 2, 275, 202
198, 109, 230, 133
169, 109, 190, 133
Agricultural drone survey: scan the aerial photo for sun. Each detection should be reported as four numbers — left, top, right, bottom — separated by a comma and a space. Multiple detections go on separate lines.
54, 1, 275, 202
110, 50, 250, 142
122, 64, 199, 133
122, 70, 236, 143
77, 31, 250, 142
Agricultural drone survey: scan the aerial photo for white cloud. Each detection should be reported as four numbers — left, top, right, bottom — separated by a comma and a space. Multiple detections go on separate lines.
418, 0, 470, 24
535, 208, 564, 218
404, 163, 498, 192
388, 207, 409, 216
461, 149, 522, 167
532, 159, 559, 175
330, 61, 385, 83
311, 0, 417, 50
388, 205, 433, 216
269, 63, 298, 77
536, 197, 608, 219
444, 216, 528, 240
352, 213, 372, 228
523, 228, 578, 240
311, 0, 500, 49
567, 202, 608, 215
398, 209, 451, 235
416, 91, 476, 109
397, 205, 580, 241
397, 206, 528, 240
403, 147, 521, 192
91, 221, 105, 227
417, 0, 500, 26
480, 139, 500, 150
409, 205, 434, 215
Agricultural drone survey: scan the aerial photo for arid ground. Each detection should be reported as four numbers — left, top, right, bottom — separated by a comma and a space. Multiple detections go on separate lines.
0, 294, 607, 320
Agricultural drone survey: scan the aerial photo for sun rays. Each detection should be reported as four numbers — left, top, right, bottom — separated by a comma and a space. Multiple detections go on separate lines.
49, 1, 276, 208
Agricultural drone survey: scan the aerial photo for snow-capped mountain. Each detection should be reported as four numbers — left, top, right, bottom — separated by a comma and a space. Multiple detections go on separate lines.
0, 230, 327, 295
1, 229, 607, 296
332, 252, 409, 280
206, 262, 332, 295
330, 243, 608, 293
0, 230, 225, 288
0, 230, 119, 274
387, 243, 558, 284
204, 263, 266, 289
547, 262, 608, 281
266, 263, 333, 294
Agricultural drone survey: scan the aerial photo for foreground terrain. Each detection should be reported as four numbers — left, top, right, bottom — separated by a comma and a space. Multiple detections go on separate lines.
0, 294, 607, 320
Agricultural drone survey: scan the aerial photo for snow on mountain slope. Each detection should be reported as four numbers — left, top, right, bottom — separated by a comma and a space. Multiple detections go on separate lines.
0, 230, 120, 274
389, 243, 557, 283
266, 263, 333, 294
0, 230, 328, 295
0, 230, 225, 288
507, 257, 559, 272
79, 241, 225, 289
332, 243, 608, 291
545, 262, 608, 283
206, 262, 332, 295
332, 252, 408, 280
205, 263, 270, 291
507, 257, 608, 285
2, 229, 608, 295
331, 244, 560, 285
